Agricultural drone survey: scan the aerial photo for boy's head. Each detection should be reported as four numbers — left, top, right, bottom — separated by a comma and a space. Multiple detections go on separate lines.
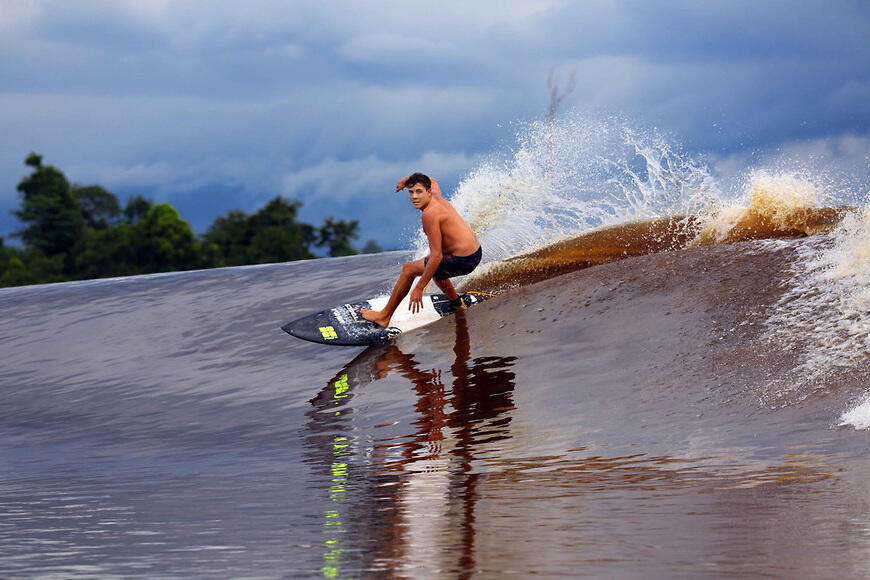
406, 172, 433, 210
405, 172, 431, 190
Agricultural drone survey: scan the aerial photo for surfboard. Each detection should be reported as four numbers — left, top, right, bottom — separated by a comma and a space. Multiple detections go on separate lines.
282, 292, 492, 346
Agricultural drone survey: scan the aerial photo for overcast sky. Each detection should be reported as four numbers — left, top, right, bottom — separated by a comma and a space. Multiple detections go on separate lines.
1, 0, 869, 248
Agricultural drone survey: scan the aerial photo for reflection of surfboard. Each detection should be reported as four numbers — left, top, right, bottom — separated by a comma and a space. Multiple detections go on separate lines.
282, 292, 492, 346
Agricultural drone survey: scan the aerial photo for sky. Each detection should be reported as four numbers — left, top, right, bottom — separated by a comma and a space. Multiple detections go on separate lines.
1, 0, 869, 250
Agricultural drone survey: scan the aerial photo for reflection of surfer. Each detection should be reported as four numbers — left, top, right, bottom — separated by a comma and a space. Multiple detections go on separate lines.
366, 313, 517, 468
304, 312, 516, 576
379, 312, 517, 576
361, 173, 482, 328
308, 313, 517, 456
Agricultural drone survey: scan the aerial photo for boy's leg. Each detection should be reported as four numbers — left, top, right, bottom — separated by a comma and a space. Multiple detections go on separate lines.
434, 278, 466, 310
361, 258, 426, 327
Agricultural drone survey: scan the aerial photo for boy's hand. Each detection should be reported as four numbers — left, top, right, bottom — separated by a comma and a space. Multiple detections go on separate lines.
409, 286, 424, 313
395, 176, 409, 192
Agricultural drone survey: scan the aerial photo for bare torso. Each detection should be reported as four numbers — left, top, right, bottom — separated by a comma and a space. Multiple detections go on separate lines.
425, 197, 480, 256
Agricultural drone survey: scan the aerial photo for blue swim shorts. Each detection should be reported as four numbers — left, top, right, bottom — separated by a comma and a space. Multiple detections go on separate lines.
424, 246, 482, 281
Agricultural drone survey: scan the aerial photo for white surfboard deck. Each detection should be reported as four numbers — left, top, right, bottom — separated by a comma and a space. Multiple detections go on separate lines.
365, 294, 442, 333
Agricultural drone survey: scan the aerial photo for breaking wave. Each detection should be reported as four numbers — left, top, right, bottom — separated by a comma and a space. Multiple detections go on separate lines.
406, 114, 857, 294
414, 115, 720, 262
406, 111, 870, 423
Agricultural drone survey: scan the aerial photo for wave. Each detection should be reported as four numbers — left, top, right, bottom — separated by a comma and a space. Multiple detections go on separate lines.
693, 170, 849, 244
412, 113, 870, 422
414, 115, 720, 263
458, 187, 846, 295
456, 201, 870, 413
766, 205, 870, 405
404, 115, 856, 295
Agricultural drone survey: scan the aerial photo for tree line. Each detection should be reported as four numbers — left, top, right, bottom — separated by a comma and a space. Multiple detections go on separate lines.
0, 154, 382, 288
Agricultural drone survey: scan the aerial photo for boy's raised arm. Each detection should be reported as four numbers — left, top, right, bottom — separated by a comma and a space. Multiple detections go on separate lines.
395, 175, 443, 198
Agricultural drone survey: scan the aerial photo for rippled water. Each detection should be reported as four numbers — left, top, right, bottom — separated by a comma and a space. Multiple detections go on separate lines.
2, 241, 870, 578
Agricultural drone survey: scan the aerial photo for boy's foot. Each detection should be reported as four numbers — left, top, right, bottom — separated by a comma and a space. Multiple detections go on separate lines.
360, 307, 390, 328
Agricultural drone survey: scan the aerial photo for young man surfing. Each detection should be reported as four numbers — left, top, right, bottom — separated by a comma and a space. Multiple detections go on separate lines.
361, 173, 482, 328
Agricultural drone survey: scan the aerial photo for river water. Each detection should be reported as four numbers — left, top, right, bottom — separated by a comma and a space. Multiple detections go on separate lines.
3, 223, 870, 577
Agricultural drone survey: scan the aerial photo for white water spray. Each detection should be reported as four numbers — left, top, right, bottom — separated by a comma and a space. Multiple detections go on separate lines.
413, 115, 720, 262
764, 202, 870, 403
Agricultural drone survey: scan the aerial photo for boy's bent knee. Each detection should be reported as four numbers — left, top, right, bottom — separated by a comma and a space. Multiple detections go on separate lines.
401, 260, 424, 276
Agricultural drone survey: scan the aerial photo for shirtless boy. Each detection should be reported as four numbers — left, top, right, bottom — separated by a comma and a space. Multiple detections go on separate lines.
361, 173, 481, 328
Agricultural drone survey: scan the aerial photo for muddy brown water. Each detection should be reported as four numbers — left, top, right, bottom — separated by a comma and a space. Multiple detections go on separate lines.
1, 221, 869, 578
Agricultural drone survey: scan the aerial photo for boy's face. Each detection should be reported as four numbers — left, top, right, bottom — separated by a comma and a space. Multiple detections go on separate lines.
407, 183, 432, 210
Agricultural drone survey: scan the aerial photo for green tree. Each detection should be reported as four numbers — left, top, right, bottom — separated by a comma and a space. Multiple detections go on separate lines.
124, 195, 153, 224
202, 210, 250, 266
132, 203, 202, 273
74, 223, 138, 279
200, 241, 224, 269
5, 153, 369, 287
246, 197, 316, 263
73, 184, 121, 229
203, 197, 317, 266
0, 239, 65, 288
0, 238, 25, 287
318, 217, 359, 257
0, 255, 32, 287
13, 153, 84, 262
362, 239, 383, 254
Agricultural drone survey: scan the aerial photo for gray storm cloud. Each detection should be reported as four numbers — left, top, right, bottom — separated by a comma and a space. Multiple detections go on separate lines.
1, 0, 868, 246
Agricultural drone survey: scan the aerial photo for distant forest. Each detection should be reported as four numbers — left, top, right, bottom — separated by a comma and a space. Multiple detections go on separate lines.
0, 154, 382, 288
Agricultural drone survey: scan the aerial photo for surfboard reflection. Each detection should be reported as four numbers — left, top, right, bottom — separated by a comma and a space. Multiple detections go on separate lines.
304, 312, 517, 578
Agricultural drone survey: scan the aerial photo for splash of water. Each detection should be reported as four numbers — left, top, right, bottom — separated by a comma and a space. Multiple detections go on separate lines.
693, 170, 842, 244
413, 115, 720, 262
840, 395, 870, 430
813, 206, 870, 311
764, 203, 870, 395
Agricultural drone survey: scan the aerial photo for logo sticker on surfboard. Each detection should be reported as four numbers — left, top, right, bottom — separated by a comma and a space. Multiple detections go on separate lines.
319, 326, 339, 340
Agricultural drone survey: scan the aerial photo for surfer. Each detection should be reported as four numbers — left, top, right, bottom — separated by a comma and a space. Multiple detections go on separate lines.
361, 173, 482, 328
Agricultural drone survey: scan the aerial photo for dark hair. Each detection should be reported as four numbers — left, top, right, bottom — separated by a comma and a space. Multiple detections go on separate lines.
405, 172, 431, 190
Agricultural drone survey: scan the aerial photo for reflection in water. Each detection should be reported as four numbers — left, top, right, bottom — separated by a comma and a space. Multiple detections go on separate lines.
300, 285, 849, 577
304, 313, 517, 578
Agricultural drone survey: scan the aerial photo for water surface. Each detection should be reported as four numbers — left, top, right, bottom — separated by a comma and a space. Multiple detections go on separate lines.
3, 234, 870, 578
